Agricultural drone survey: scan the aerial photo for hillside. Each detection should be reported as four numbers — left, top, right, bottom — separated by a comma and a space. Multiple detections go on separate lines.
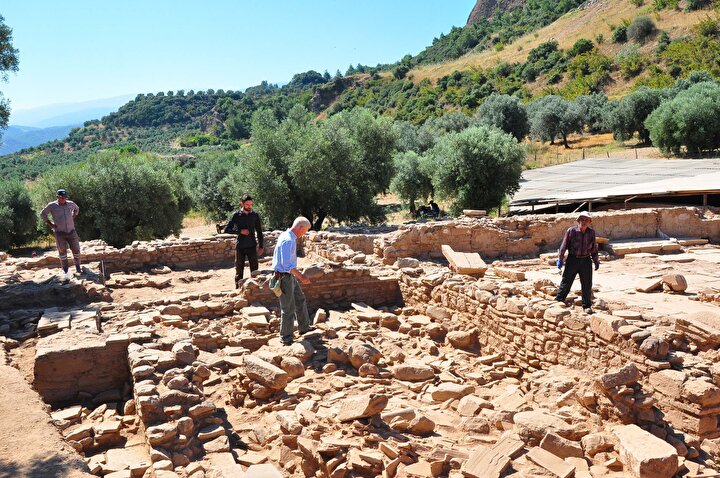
412, 0, 712, 98
0, 124, 79, 155
2, 0, 719, 181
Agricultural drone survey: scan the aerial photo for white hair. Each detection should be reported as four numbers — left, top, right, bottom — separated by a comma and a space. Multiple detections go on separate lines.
292, 216, 311, 229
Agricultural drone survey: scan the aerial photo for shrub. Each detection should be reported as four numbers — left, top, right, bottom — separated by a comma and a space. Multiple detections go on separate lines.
646, 81, 720, 154
424, 126, 524, 214
567, 39, 595, 58
616, 44, 645, 78
476, 94, 529, 141
627, 16, 656, 43
697, 17, 719, 37
190, 152, 241, 221
34, 152, 191, 247
613, 25, 628, 43
0, 180, 38, 250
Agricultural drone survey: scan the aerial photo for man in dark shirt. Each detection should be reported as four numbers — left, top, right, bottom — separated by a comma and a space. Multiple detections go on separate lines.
223, 194, 264, 287
555, 211, 600, 314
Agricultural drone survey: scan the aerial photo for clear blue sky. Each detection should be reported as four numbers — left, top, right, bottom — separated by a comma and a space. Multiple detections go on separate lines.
1, 1, 475, 111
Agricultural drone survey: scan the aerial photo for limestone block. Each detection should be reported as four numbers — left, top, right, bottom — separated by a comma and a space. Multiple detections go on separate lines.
243, 355, 288, 391
661, 274, 687, 293
540, 432, 584, 459
613, 424, 678, 478
347, 341, 382, 370
598, 363, 641, 390
429, 382, 474, 401
513, 410, 575, 446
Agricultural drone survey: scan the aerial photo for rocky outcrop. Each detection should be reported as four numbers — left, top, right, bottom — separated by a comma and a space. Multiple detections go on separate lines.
466, 0, 527, 25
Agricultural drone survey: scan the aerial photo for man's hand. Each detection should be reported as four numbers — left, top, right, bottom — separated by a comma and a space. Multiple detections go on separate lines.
240, 229, 250, 236
299, 275, 311, 285
594, 262, 600, 271
47, 222, 56, 231
556, 259, 563, 269
257, 247, 264, 256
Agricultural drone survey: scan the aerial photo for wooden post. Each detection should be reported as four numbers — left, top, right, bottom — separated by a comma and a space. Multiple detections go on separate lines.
582, 148, 585, 160
635, 147, 638, 159
606, 151, 610, 159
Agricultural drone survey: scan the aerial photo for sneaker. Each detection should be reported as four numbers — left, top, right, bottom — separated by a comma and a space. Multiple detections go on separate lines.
584, 307, 594, 314
281, 338, 293, 346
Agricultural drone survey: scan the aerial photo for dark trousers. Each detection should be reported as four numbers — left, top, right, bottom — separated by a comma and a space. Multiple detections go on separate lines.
55, 230, 81, 272
556, 256, 593, 308
235, 245, 258, 285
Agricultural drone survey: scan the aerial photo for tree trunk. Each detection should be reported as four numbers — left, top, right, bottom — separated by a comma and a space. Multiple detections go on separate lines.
313, 209, 327, 231
562, 133, 570, 148
409, 200, 416, 214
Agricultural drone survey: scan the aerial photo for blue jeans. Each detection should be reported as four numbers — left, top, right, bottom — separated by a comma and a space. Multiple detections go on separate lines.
278, 274, 311, 341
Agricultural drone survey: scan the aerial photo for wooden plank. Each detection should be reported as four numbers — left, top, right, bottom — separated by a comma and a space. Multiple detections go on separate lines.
461, 444, 511, 478
526, 447, 575, 478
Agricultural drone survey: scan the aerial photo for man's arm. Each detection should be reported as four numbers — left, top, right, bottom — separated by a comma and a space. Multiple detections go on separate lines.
557, 228, 572, 265
590, 229, 599, 268
289, 267, 310, 284
40, 204, 55, 229
222, 213, 238, 234
71, 202, 79, 217
255, 214, 264, 252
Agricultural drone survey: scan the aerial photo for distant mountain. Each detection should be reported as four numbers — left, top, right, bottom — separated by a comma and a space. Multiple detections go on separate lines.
0, 124, 79, 155
10, 94, 134, 128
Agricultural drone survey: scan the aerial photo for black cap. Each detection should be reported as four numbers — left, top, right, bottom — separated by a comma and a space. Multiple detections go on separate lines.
240, 193, 253, 202
57, 189, 69, 198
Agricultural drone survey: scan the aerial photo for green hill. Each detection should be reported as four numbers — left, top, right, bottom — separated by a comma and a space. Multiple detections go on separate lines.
2, 0, 719, 181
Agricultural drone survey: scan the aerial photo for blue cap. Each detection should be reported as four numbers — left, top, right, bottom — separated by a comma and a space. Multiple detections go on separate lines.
56, 189, 68, 198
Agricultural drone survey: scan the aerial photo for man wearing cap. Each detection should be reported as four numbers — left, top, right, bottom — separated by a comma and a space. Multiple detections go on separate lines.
223, 194, 264, 287
40, 189, 82, 275
272, 216, 313, 346
555, 211, 600, 314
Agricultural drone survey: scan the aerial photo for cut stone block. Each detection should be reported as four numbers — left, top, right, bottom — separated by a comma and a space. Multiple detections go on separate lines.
526, 447, 575, 478
441, 245, 487, 277
461, 444, 511, 478
613, 424, 678, 478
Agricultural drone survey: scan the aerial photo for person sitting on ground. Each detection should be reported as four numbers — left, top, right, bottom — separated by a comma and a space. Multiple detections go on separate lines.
429, 200, 440, 217
555, 211, 600, 314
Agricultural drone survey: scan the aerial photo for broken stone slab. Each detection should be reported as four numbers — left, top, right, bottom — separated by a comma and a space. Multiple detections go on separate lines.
513, 410, 575, 446
244, 463, 283, 477
441, 245, 487, 277
461, 444, 511, 478
381, 408, 436, 436
635, 278, 663, 293
337, 393, 389, 422
676, 311, 720, 350
430, 382, 474, 401
540, 432, 584, 459
589, 314, 627, 342
526, 446, 575, 478
613, 424, 678, 478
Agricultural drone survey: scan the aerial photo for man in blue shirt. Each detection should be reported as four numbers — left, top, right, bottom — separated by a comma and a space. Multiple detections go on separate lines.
272, 216, 313, 345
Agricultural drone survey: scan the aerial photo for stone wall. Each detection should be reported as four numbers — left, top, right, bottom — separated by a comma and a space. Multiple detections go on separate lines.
377, 207, 720, 262
34, 331, 130, 404
15, 232, 281, 273
398, 269, 720, 440
241, 264, 402, 311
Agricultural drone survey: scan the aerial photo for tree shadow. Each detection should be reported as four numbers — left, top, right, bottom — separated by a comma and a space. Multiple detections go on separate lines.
0, 454, 89, 478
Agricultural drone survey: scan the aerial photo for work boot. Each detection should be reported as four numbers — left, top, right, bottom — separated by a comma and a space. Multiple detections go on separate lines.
584, 307, 594, 314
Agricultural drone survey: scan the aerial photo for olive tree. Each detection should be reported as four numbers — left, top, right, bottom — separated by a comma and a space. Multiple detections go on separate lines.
425, 125, 525, 215
0, 180, 37, 250
605, 87, 662, 143
389, 151, 433, 213
35, 151, 191, 247
527, 95, 583, 147
645, 82, 720, 155
476, 94, 529, 141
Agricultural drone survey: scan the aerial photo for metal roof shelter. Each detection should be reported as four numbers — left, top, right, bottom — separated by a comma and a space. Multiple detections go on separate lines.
510, 158, 720, 213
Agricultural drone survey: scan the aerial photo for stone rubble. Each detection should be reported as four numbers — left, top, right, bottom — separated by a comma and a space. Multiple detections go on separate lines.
3, 207, 720, 477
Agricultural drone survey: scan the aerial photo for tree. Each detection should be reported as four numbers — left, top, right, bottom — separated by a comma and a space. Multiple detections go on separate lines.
567, 38, 595, 58
390, 151, 433, 213
0, 180, 37, 250
574, 93, 610, 133
605, 87, 662, 143
0, 15, 19, 141
424, 125, 524, 215
227, 106, 391, 230
35, 152, 191, 247
645, 82, 720, 155
476, 94, 529, 141
190, 152, 240, 221
527, 95, 582, 147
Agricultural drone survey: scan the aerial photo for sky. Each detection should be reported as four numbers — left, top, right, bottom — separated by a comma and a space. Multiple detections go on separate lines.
1, 1, 475, 112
